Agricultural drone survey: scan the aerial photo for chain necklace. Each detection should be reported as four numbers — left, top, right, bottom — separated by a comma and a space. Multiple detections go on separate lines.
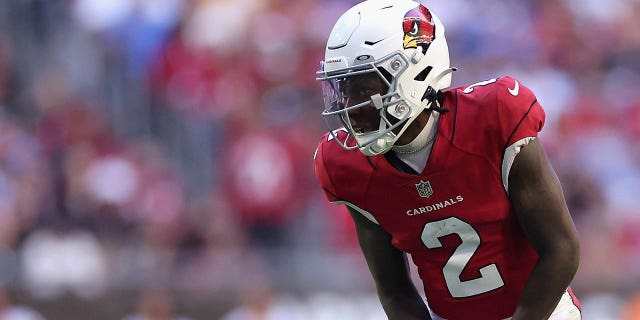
392, 113, 439, 154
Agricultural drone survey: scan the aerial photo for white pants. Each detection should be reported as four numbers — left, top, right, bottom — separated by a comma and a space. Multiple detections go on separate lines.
548, 289, 582, 320
429, 289, 582, 320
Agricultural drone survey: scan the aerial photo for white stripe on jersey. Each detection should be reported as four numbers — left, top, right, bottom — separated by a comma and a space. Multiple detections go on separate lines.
502, 136, 536, 194
331, 201, 379, 224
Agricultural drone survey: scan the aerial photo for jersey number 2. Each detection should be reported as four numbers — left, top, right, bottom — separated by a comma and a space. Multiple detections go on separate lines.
421, 217, 505, 298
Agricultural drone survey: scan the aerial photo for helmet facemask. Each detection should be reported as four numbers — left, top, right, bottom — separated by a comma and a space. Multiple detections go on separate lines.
318, 52, 418, 156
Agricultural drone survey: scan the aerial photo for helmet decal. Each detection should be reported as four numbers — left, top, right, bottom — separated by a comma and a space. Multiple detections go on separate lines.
402, 5, 435, 49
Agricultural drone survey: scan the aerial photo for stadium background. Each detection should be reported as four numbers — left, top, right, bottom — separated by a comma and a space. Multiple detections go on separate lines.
0, 0, 639, 319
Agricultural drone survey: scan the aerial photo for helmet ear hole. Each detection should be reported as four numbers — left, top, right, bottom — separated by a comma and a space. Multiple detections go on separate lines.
414, 66, 432, 81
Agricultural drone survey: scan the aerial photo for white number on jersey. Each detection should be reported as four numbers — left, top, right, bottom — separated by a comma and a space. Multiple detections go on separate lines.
315, 128, 349, 160
421, 217, 504, 298
462, 78, 498, 94
327, 128, 348, 142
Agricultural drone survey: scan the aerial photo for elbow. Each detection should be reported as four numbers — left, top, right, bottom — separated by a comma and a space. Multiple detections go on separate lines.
560, 232, 580, 274
541, 235, 581, 278
557, 242, 580, 282
566, 236, 581, 276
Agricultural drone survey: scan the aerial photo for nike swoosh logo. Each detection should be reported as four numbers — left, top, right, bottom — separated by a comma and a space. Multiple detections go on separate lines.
364, 39, 385, 46
508, 80, 519, 96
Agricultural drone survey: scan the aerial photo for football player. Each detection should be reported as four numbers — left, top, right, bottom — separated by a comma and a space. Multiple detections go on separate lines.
313, 1, 582, 319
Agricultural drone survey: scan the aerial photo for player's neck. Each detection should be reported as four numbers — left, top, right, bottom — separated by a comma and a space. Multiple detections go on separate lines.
393, 111, 439, 154
391, 111, 439, 174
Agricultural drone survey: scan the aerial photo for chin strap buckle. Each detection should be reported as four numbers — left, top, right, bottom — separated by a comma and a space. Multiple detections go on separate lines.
420, 67, 458, 113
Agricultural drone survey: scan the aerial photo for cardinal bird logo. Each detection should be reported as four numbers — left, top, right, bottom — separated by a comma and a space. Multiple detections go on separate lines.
402, 5, 435, 49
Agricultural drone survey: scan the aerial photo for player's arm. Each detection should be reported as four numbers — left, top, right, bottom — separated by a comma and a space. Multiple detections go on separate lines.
346, 206, 431, 320
508, 138, 580, 320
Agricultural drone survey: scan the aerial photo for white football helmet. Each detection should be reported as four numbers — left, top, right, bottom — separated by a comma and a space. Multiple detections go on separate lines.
316, 0, 454, 156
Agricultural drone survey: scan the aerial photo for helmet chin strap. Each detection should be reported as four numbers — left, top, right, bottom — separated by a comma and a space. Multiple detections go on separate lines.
358, 132, 396, 156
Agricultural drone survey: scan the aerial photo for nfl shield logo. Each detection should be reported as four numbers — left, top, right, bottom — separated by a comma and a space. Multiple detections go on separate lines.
415, 180, 433, 198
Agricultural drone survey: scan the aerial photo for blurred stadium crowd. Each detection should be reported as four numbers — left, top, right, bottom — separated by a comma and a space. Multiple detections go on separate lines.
0, 0, 639, 319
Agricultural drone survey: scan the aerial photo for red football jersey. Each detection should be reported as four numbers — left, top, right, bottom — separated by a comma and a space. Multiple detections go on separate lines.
314, 77, 547, 319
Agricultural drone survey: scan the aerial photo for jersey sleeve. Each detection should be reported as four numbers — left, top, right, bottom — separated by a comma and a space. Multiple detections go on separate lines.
496, 76, 546, 147
495, 76, 547, 192
314, 133, 341, 202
